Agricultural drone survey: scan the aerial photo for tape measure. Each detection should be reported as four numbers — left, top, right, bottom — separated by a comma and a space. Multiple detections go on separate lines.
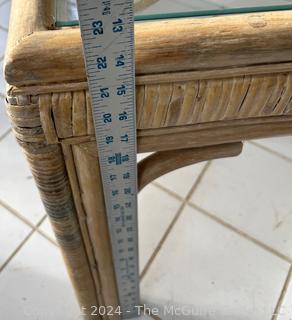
76, 1, 139, 318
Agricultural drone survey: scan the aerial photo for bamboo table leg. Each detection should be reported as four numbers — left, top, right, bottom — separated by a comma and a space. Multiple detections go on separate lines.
7, 95, 102, 320
6, 92, 243, 320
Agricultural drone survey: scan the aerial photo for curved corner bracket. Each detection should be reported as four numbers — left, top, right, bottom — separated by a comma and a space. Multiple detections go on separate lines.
138, 142, 243, 191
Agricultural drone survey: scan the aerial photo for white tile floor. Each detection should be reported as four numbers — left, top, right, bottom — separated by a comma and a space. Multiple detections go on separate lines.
1, 1, 292, 320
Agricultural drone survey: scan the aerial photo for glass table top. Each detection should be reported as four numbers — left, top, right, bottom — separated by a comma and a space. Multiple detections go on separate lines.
56, 0, 292, 27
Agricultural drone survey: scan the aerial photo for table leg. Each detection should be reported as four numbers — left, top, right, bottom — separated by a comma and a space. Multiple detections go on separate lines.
6, 95, 102, 319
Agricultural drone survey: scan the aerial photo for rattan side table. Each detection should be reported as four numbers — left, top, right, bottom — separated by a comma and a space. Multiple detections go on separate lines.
4, 1, 292, 319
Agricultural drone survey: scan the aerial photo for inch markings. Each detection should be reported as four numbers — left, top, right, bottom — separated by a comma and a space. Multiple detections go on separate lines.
76, 1, 139, 318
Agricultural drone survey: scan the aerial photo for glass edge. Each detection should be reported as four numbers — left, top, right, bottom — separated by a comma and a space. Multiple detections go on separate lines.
135, 4, 292, 21
55, 4, 292, 27
55, 20, 80, 27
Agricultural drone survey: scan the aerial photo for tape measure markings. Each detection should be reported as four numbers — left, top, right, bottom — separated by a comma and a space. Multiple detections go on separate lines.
77, 0, 140, 318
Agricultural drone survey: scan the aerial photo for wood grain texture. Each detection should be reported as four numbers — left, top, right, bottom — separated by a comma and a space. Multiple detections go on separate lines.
136, 73, 292, 129
61, 144, 105, 320
138, 143, 243, 190
35, 73, 292, 145
11, 93, 292, 154
4, 0, 54, 84
39, 94, 58, 144
5, 2, 292, 317
4, 8, 292, 86
6, 0, 54, 46
135, 11, 292, 75
7, 61, 292, 98
52, 92, 73, 138
137, 116, 292, 152
40, 115, 292, 153
72, 143, 120, 319
63, 143, 119, 320
6, 94, 108, 319
6, 92, 292, 318
72, 91, 87, 136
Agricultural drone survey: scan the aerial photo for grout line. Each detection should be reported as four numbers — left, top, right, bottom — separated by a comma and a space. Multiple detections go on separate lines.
188, 202, 292, 264
271, 265, 292, 320
0, 215, 46, 272
0, 127, 11, 142
0, 198, 38, 228
250, 141, 292, 164
0, 230, 35, 272
149, 156, 292, 265
37, 226, 58, 246
0, 198, 57, 246
140, 161, 211, 280
152, 181, 184, 202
